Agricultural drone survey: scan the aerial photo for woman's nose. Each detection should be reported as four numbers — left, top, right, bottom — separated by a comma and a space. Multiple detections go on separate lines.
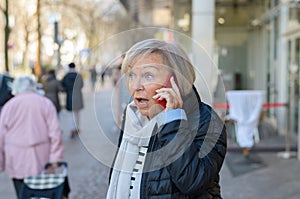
132, 78, 144, 90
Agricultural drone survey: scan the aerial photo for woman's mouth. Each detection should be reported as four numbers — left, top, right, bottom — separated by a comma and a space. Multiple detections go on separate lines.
135, 97, 149, 108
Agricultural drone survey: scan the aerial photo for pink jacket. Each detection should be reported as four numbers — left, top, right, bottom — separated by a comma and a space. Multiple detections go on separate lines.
0, 91, 64, 179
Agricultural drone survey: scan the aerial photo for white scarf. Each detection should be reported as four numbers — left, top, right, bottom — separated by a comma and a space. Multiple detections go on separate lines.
106, 102, 157, 199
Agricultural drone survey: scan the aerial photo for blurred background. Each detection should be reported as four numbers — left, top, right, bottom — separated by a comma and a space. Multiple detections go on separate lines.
1, 0, 300, 198
1, 0, 300, 147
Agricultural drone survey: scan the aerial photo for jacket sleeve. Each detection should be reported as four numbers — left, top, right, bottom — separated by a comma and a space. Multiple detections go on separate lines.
61, 76, 66, 90
57, 81, 65, 92
45, 100, 64, 162
156, 108, 227, 195
0, 109, 7, 172
79, 74, 84, 88
0, 104, 11, 172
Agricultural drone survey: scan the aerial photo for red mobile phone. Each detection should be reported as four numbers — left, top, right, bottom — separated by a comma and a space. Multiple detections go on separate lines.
155, 74, 174, 109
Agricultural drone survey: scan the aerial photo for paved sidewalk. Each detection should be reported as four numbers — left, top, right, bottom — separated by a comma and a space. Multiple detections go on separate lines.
221, 151, 300, 199
221, 127, 300, 198
60, 81, 118, 198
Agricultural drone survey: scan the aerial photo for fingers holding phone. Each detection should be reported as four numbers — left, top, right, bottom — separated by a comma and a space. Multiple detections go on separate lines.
153, 75, 183, 110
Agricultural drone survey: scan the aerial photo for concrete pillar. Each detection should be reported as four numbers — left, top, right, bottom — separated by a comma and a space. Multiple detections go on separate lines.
191, 0, 217, 105
298, 100, 300, 161
277, 0, 289, 135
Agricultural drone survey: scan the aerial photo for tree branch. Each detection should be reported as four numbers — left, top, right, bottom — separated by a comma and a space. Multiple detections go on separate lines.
0, 7, 4, 14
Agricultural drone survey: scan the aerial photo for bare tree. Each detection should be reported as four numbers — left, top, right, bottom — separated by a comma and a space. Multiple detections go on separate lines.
35, 0, 42, 80
0, 0, 10, 72
3, 0, 128, 74
20, 14, 34, 70
7, 0, 38, 73
45, 0, 126, 66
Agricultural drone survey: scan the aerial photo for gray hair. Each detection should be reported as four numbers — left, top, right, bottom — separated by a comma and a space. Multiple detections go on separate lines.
122, 39, 195, 96
12, 76, 37, 95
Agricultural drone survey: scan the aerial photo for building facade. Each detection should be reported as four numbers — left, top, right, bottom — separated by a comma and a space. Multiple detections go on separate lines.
119, 0, 300, 140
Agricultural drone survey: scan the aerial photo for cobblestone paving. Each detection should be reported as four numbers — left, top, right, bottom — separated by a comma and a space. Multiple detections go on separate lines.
70, 162, 110, 199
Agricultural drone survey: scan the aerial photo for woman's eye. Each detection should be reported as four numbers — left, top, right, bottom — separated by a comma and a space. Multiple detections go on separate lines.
145, 73, 154, 80
128, 72, 136, 79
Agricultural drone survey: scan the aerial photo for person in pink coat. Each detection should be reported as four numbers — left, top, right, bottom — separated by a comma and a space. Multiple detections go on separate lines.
0, 75, 64, 198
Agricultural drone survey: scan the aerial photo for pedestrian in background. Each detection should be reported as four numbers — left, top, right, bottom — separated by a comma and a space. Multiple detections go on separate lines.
62, 62, 84, 138
107, 39, 227, 198
41, 69, 64, 113
0, 76, 64, 199
0, 73, 14, 113
89, 65, 97, 90
100, 66, 106, 87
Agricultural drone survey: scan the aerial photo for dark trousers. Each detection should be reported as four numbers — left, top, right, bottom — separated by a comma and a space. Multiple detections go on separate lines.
12, 178, 23, 199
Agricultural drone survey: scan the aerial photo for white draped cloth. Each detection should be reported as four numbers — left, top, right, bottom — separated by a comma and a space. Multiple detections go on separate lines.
226, 90, 266, 148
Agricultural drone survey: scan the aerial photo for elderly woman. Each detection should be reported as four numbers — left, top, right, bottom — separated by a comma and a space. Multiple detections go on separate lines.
107, 39, 227, 198
0, 76, 64, 198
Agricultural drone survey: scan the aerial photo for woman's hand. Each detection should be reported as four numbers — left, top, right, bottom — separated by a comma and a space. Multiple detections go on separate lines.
45, 163, 58, 174
153, 76, 183, 110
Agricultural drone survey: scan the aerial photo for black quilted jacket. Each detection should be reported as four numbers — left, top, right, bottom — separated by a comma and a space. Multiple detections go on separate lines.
113, 86, 227, 199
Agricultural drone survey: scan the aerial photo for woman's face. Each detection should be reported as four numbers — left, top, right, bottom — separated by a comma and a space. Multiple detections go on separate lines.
128, 53, 170, 118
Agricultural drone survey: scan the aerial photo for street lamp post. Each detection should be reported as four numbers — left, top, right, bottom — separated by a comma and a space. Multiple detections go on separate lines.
54, 21, 62, 68
49, 13, 63, 69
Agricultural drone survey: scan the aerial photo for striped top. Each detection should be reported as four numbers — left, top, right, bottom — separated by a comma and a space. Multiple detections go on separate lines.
129, 146, 148, 198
